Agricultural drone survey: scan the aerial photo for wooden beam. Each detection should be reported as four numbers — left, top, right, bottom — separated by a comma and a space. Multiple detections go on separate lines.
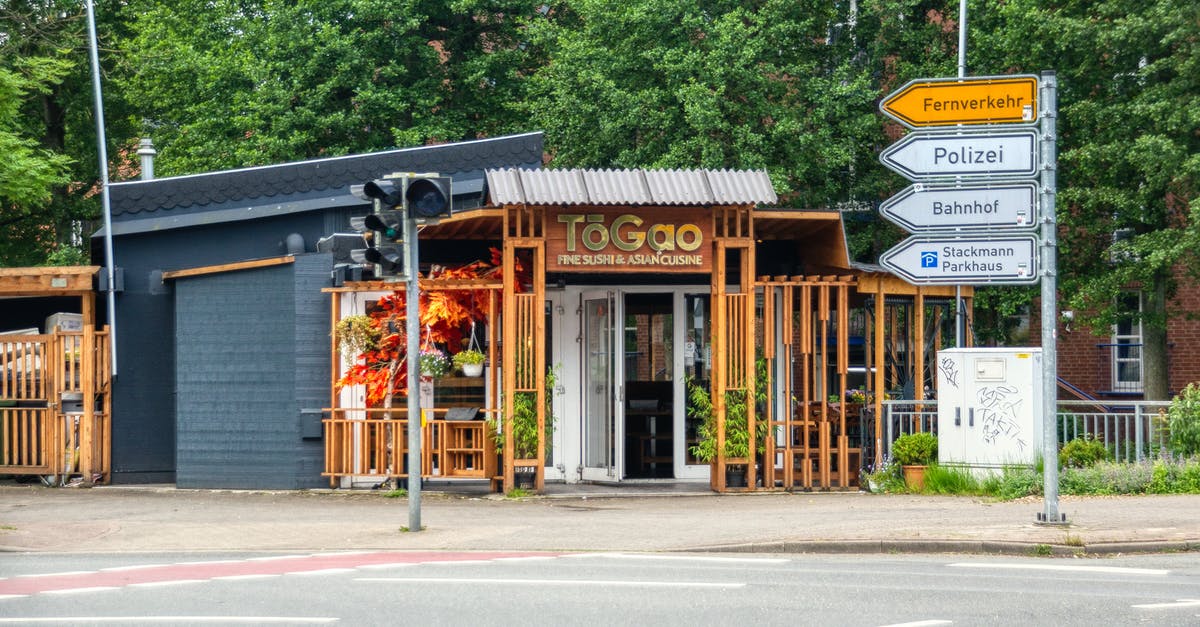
161, 256, 294, 280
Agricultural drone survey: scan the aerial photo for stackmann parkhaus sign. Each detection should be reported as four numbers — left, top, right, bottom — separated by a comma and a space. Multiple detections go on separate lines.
880, 234, 1040, 285
546, 207, 713, 274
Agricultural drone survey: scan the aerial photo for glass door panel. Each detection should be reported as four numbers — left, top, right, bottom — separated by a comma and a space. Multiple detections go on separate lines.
582, 291, 619, 480
682, 294, 712, 469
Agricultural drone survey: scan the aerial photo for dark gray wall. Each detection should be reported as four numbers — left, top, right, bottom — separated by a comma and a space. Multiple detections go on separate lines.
108, 212, 334, 482
174, 254, 329, 489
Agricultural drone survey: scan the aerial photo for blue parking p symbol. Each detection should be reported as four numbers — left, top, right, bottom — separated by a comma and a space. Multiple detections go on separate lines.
920, 250, 938, 268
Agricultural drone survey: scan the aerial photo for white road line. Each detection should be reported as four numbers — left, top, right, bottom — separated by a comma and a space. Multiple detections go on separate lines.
0, 595, 28, 600
356, 577, 744, 588
491, 556, 557, 563
128, 579, 207, 588
879, 621, 953, 627
1132, 598, 1200, 609
0, 617, 338, 624
41, 586, 120, 595
101, 564, 174, 572
245, 555, 310, 562
211, 574, 282, 581
563, 552, 788, 564
947, 562, 1169, 576
14, 571, 95, 578
286, 568, 356, 576
356, 563, 418, 571
425, 560, 494, 566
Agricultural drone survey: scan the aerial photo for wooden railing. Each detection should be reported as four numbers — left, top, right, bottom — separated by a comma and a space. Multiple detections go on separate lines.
0, 330, 111, 483
323, 407, 497, 484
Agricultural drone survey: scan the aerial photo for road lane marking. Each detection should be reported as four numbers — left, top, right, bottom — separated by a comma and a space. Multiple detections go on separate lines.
0, 617, 338, 624
879, 621, 953, 627
1132, 598, 1200, 609
564, 552, 788, 564
357, 577, 745, 588
0, 551, 558, 596
947, 562, 1169, 576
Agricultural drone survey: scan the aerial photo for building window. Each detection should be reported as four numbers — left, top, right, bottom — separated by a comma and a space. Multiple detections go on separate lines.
1112, 292, 1143, 393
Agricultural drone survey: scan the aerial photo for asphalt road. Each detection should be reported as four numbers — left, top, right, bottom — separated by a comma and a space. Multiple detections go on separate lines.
3, 551, 1200, 626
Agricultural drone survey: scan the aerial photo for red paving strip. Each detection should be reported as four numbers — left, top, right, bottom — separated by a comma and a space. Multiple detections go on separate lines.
0, 551, 556, 596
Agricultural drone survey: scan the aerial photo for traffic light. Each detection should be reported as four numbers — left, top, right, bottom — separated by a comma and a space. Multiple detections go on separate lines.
405, 176, 452, 220
350, 179, 407, 277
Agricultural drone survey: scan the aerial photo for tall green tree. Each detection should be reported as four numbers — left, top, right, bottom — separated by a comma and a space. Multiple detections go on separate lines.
118, 0, 545, 175
974, 0, 1200, 399
523, 0, 880, 209
1, 0, 138, 267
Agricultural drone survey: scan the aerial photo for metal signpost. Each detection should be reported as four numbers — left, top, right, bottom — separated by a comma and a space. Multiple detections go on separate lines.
879, 68, 1063, 524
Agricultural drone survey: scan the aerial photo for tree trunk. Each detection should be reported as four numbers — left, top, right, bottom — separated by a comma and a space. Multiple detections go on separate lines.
1141, 277, 1170, 401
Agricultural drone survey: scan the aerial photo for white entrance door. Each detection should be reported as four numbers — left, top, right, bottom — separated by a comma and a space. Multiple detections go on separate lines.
581, 290, 622, 481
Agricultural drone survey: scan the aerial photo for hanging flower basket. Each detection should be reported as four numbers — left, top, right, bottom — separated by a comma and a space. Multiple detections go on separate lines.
452, 349, 486, 377
419, 349, 450, 378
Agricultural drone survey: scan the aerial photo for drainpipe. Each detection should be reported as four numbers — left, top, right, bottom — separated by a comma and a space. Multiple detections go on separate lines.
137, 138, 157, 180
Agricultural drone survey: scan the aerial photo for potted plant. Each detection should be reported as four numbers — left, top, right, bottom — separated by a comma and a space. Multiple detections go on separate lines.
892, 431, 938, 491
490, 366, 558, 489
687, 374, 769, 488
452, 349, 486, 377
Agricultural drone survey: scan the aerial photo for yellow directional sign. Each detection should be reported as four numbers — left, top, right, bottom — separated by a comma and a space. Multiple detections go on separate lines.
880, 75, 1039, 128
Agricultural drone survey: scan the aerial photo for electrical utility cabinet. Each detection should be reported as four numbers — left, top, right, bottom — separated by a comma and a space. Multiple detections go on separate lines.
936, 348, 1043, 470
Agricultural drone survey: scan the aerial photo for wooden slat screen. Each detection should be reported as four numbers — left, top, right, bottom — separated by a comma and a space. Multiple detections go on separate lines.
1, 334, 48, 400
514, 293, 537, 391
724, 293, 749, 390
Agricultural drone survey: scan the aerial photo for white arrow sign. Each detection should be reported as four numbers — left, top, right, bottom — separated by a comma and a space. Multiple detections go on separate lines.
880, 128, 1039, 181
880, 234, 1040, 285
879, 182, 1040, 232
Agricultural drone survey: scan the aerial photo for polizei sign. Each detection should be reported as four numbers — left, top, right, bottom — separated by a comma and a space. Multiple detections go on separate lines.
879, 235, 1040, 285
546, 207, 713, 274
879, 128, 1039, 181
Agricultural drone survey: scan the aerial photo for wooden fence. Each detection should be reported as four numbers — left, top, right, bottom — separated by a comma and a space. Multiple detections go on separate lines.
323, 407, 497, 485
0, 330, 111, 484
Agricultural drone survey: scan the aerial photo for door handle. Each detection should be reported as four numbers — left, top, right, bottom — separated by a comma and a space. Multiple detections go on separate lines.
955, 407, 961, 426
968, 407, 975, 427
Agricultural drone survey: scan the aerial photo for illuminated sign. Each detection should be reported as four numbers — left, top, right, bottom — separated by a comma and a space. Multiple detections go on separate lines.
546, 208, 712, 273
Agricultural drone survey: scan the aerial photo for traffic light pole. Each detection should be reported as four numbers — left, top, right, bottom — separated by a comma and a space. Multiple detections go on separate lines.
404, 215, 423, 530
404, 214, 423, 531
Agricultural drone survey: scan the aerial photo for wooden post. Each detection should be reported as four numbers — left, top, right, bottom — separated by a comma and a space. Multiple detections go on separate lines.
874, 285, 885, 468
79, 291, 95, 485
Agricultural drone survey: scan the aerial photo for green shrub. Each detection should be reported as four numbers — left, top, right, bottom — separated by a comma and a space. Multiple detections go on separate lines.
1167, 383, 1200, 456
892, 432, 938, 466
1060, 436, 1111, 468
862, 459, 905, 493
923, 465, 982, 494
980, 466, 1042, 500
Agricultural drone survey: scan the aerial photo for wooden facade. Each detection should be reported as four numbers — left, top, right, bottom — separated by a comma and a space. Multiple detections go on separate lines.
0, 267, 112, 485
322, 173, 970, 493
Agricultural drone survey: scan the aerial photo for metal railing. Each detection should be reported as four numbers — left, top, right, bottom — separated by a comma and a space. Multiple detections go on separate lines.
879, 399, 1170, 464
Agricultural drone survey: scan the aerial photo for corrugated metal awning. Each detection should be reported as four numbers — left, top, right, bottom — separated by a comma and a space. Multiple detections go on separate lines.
486, 168, 777, 206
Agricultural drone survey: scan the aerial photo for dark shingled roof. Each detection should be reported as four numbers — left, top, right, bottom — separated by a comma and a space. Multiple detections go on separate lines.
108, 132, 544, 219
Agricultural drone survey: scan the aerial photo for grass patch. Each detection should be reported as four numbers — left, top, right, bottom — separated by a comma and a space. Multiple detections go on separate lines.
867, 452, 1200, 499
506, 488, 534, 499
1031, 544, 1053, 556
382, 489, 408, 498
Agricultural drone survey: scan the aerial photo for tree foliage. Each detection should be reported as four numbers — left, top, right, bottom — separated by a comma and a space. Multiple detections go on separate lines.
118, 0, 545, 175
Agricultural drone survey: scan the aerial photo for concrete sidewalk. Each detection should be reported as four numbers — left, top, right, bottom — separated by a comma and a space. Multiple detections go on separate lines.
2, 484, 1199, 556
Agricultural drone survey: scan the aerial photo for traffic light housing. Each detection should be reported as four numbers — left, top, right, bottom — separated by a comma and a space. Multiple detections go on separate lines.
350, 179, 407, 277
405, 176, 452, 219
347, 173, 453, 278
